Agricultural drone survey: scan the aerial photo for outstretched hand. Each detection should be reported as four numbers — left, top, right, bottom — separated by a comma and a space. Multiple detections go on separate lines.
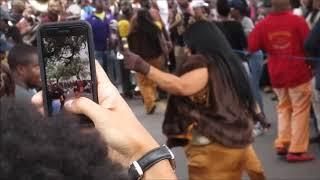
123, 50, 150, 75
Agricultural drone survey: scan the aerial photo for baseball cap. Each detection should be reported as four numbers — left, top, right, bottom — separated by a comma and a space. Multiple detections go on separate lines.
229, 0, 245, 10
0, 7, 14, 21
66, 4, 81, 20
191, 0, 209, 8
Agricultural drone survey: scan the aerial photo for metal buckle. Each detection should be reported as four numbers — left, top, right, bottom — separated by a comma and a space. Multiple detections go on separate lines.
132, 161, 143, 179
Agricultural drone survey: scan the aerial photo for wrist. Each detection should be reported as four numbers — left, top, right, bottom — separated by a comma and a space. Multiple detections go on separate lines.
129, 140, 159, 163
137, 60, 150, 75
128, 144, 176, 180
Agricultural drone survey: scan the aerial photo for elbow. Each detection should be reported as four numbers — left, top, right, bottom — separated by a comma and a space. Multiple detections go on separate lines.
172, 85, 193, 96
175, 88, 187, 96
166, 83, 188, 96
169, 86, 185, 96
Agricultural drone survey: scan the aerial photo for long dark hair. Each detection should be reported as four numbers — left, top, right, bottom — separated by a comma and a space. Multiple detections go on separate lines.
184, 21, 256, 115
134, 8, 161, 44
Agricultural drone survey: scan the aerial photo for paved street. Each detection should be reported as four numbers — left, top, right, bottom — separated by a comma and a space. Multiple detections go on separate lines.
126, 93, 320, 180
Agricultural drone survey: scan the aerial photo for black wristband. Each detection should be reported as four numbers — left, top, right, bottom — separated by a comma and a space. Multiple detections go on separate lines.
128, 145, 175, 180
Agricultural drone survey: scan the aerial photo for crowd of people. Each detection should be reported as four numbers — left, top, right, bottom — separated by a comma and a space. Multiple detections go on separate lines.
48, 80, 91, 114
1, 0, 320, 179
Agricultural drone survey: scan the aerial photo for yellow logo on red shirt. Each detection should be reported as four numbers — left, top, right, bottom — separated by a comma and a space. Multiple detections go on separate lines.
268, 31, 293, 50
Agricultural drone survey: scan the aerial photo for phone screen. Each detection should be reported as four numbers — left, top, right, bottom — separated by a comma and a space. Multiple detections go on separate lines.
40, 27, 94, 116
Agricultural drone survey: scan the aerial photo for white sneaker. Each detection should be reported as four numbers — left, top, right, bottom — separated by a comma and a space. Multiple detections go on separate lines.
253, 123, 264, 137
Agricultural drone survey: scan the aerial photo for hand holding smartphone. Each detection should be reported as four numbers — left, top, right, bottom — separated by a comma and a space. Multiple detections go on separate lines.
37, 21, 98, 120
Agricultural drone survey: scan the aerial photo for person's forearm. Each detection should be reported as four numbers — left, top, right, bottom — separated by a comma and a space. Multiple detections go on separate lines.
147, 66, 185, 96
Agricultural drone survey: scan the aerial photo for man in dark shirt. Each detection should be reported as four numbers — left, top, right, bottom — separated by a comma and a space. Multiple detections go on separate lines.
171, 0, 193, 70
216, 0, 270, 137
215, 0, 247, 60
49, 83, 64, 115
7, 44, 41, 103
305, 18, 320, 143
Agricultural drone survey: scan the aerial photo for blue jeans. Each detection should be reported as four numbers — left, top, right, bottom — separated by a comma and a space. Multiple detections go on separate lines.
95, 50, 107, 66
52, 99, 61, 115
106, 51, 118, 85
95, 50, 115, 84
248, 51, 264, 110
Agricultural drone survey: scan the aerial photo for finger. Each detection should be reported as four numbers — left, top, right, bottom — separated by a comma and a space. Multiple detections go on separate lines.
31, 91, 43, 106
31, 91, 45, 115
95, 60, 112, 85
64, 97, 109, 125
95, 61, 119, 108
98, 84, 118, 109
64, 97, 124, 150
64, 97, 149, 158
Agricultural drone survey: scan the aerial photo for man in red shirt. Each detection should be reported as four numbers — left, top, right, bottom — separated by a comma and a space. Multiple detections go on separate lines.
248, 0, 314, 162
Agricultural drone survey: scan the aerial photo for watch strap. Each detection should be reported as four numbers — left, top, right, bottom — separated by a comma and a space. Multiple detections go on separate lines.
128, 145, 175, 180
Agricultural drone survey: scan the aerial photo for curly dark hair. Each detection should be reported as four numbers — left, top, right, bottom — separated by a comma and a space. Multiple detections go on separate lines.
0, 98, 128, 180
0, 63, 15, 97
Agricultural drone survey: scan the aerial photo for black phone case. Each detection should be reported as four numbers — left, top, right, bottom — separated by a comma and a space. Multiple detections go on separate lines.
37, 21, 98, 119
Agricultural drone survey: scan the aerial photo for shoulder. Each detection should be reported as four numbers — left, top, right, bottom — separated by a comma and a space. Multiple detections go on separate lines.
218, 20, 241, 26
180, 55, 209, 74
252, 17, 266, 30
228, 20, 244, 29
85, 14, 95, 21
290, 12, 305, 20
285, 12, 304, 22
243, 17, 253, 24
15, 85, 33, 102
290, 13, 309, 27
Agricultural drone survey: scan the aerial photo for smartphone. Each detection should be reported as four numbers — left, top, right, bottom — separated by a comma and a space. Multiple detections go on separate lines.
37, 21, 98, 120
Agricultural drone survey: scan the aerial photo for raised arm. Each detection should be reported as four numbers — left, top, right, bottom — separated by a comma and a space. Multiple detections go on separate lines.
147, 66, 208, 96
123, 50, 208, 96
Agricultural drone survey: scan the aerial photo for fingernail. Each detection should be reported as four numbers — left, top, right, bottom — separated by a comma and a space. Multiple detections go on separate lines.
64, 99, 74, 109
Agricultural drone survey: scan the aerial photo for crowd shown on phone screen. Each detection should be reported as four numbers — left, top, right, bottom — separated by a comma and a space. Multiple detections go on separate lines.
1, 0, 320, 179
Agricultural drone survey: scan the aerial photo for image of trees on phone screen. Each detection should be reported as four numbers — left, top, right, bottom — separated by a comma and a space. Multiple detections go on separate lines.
42, 34, 93, 116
